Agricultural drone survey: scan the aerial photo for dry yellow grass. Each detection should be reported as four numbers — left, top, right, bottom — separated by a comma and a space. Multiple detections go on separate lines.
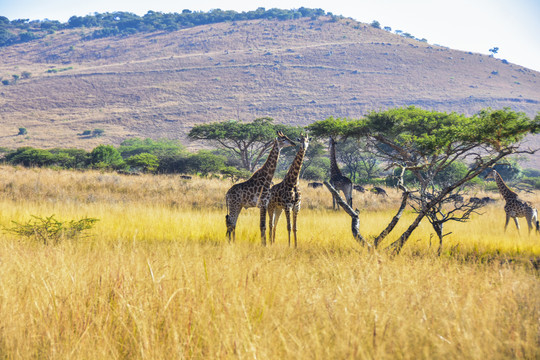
0, 166, 538, 359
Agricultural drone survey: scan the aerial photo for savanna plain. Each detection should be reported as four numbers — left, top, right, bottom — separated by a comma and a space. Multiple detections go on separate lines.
0, 166, 538, 359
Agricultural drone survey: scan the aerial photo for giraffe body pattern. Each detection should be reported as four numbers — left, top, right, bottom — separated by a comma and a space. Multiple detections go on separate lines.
225, 132, 295, 244
329, 137, 353, 210
486, 169, 540, 235
267, 134, 310, 247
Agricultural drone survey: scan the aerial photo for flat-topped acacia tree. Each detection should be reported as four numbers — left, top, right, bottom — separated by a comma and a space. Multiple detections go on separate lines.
189, 117, 301, 172
308, 107, 540, 253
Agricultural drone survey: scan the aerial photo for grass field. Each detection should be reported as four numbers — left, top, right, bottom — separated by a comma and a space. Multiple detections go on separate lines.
0, 166, 538, 359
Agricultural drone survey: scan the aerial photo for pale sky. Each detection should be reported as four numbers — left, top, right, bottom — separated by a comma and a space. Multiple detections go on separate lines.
1, 0, 539, 72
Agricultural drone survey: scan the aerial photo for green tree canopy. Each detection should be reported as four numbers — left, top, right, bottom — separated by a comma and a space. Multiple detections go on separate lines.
125, 153, 159, 173
90, 145, 125, 169
188, 117, 301, 171
118, 138, 186, 158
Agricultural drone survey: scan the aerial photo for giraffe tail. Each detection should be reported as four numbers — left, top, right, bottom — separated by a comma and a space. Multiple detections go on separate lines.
225, 193, 232, 237
534, 208, 540, 234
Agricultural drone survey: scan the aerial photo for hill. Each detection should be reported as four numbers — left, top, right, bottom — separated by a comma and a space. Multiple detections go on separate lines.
0, 15, 539, 161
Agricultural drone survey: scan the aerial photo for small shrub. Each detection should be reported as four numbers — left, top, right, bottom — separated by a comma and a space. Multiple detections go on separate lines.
18, 127, 27, 135
92, 128, 105, 137
5, 215, 99, 245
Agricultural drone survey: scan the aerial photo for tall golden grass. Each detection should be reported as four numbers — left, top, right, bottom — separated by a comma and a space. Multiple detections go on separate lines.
0, 166, 538, 359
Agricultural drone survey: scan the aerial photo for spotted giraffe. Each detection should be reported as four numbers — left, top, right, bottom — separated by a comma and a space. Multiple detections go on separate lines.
267, 133, 310, 247
485, 169, 540, 235
329, 137, 353, 210
225, 131, 296, 244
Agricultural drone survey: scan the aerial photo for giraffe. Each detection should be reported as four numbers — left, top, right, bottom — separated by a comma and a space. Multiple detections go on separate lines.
485, 169, 540, 235
329, 137, 353, 210
267, 133, 310, 247
225, 131, 296, 244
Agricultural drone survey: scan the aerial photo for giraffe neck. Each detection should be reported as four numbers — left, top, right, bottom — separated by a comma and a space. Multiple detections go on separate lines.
284, 147, 306, 187
329, 138, 342, 177
250, 139, 280, 185
494, 171, 518, 201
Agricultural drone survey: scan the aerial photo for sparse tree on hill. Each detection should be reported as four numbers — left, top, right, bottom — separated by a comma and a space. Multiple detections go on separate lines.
370, 20, 381, 29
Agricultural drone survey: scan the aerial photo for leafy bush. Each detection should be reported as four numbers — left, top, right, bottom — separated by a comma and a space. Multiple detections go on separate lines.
89, 145, 125, 170
126, 152, 159, 173
186, 150, 226, 176
5, 215, 99, 245
118, 138, 186, 158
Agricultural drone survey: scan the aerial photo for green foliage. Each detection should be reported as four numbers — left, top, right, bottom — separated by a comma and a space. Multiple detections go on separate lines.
434, 161, 469, 188
5, 215, 99, 245
5, 147, 89, 168
306, 116, 355, 139
301, 158, 329, 180
189, 117, 300, 171
186, 150, 226, 176
18, 127, 27, 135
46, 66, 73, 73
118, 138, 186, 158
480, 160, 523, 182
92, 128, 105, 137
370, 20, 381, 29
5, 147, 55, 167
89, 145, 125, 169
219, 166, 251, 182
126, 152, 159, 173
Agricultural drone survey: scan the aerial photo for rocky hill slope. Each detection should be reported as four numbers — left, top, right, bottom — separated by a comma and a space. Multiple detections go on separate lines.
0, 16, 538, 159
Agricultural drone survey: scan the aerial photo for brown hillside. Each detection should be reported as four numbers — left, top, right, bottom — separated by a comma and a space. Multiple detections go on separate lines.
0, 17, 539, 161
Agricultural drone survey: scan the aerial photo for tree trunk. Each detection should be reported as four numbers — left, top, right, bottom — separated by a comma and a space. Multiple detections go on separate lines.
323, 181, 369, 247
374, 190, 409, 248
388, 211, 426, 254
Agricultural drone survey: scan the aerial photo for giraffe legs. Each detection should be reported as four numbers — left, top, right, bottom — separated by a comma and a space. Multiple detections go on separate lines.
513, 217, 521, 234
504, 214, 510, 233
269, 208, 282, 244
225, 206, 241, 243
285, 208, 292, 247
260, 206, 268, 246
292, 208, 298, 248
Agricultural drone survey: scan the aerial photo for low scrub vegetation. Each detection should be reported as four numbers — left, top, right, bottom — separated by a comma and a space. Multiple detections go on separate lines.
5, 214, 98, 244
0, 7, 334, 47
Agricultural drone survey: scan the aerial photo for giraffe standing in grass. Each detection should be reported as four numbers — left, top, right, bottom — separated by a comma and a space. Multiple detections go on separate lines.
267, 133, 310, 247
486, 169, 540, 235
329, 137, 353, 210
225, 131, 296, 244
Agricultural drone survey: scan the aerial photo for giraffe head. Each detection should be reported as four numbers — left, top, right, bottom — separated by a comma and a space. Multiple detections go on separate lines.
484, 168, 497, 180
297, 132, 310, 151
276, 131, 296, 149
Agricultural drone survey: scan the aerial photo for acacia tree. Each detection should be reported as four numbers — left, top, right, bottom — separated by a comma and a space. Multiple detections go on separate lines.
188, 117, 300, 171
309, 107, 540, 253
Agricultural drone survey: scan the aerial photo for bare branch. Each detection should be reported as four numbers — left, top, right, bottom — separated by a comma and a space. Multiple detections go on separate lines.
323, 181, 370, 247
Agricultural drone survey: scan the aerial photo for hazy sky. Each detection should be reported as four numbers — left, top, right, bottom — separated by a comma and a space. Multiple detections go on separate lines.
1, 0, 539, 71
